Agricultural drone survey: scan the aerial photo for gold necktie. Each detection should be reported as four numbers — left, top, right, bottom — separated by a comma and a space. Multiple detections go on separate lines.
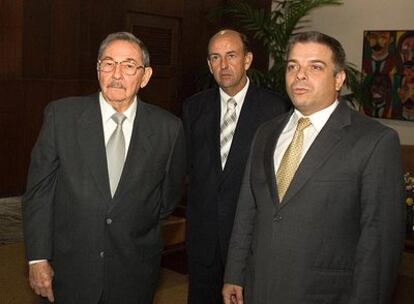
276, 117, 311, 201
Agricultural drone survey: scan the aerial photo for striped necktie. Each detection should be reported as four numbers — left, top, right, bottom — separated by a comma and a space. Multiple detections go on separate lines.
220, 98, 237, 169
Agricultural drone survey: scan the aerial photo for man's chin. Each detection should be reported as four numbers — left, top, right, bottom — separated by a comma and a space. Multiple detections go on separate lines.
217, 78, 235, 87
103, 93, 128, 103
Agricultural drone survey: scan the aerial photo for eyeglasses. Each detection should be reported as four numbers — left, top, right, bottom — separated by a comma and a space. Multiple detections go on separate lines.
97, 59, 145, 76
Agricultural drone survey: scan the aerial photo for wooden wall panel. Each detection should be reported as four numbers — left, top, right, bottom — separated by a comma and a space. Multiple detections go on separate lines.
0, 0, 23, 78
22, 0, 51, 78
0, 112, 25, 195
79, 80, 99, 96
49, 0, 82, 79
126, 0, 184, 18
0, 80, 25, 195
401, 145, 414, 174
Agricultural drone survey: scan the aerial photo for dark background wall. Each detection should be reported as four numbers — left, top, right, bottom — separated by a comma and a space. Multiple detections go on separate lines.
0, 0, 272, 197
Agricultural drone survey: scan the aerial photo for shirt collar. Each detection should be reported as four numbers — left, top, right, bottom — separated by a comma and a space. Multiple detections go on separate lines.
288, 100, 339, 132
99, 92, 137, 124
219, 77, 250, 105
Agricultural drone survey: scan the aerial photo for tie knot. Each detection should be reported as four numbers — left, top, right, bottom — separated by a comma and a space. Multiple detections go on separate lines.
296, 117, 311, 132
112, 113, 126, 125
227, 98, 237, 109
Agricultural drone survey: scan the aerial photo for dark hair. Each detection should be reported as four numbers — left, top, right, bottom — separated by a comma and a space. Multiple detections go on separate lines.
98, 32, 150, 66
286, 31, 346, 74
208, 29, 251, 56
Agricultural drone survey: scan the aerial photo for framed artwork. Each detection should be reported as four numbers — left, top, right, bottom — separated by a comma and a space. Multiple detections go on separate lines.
362, 30, 414, 121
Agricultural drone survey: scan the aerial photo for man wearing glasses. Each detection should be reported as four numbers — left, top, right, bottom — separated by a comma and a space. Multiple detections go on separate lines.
22, 32, 186, 304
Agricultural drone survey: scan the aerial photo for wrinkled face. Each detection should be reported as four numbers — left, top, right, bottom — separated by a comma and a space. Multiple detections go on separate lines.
285, 42, 346, 116
97, 40, 152, 110
207, 32, 252, 96
367, 32, 393, 57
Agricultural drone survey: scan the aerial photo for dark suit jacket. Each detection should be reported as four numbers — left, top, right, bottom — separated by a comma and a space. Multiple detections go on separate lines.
22, 94, 186, 304
183, 84, 289, 265
224, 101, 405, 304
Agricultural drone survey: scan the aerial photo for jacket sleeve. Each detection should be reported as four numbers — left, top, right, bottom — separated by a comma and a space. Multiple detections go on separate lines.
160, 119, 186, 220
22, 102, 59, 261
223, 132, 258, 287
349, 128, 405, 304
182, 99, 192, 175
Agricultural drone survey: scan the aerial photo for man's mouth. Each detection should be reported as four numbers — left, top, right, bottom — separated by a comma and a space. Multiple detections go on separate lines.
292, 85, 310, 95
220, 73, 232, 78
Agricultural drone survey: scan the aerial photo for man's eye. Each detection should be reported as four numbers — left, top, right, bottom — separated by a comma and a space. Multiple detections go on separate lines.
210, 55, 219, 61
287, 65, 297, 71
311, 65, 323, 71
103, 62, 114, 67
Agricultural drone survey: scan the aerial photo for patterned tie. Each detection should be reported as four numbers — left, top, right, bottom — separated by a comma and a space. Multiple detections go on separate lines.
276, 117, 311, 201
106, 113, 126, 197
220, 98, 237, 169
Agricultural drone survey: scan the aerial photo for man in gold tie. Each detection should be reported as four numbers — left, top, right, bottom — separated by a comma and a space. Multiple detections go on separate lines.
223, 31, 405, 304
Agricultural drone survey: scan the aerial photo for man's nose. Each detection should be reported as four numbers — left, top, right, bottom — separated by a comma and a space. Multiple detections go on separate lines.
295, 66, 307, 80
112, 63, 122, 79
220, 57, 228, 69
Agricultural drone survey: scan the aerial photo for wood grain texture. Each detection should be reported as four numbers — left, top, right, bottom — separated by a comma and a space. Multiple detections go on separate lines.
401, 145, 414, 173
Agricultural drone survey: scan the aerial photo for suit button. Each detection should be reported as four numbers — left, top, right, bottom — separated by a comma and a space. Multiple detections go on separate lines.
100, 251, 104, 258
275, 216, 283, 222
106, 218, 112, 225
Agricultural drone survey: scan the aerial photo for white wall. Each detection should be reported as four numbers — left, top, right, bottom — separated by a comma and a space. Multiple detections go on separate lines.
295, 0, 414, 144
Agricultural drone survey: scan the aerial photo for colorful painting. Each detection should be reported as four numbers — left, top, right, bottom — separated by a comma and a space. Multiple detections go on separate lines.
362, 30, 414, 121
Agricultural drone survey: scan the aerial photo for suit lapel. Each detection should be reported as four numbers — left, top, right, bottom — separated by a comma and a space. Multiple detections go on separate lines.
279, 102, 352, 207
222, 85, 262, 179
77, 95, 111, 202
202, 89, 222, 175
263, 112, 291, 203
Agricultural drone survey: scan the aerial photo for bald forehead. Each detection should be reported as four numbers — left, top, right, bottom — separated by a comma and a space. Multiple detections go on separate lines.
208, 30, 243, 51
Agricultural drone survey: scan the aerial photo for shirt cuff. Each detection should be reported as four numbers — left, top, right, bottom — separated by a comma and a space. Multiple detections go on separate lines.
29, 259, 47, 265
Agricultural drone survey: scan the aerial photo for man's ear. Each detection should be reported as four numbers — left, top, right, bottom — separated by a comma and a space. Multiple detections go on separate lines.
140, 67, 153, 88
244, 52, 253, 71
207, 59, 214, 74
335, 70, 346, 91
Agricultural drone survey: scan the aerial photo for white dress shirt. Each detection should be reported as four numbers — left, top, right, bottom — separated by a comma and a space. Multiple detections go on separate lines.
273, 100, 339, 172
